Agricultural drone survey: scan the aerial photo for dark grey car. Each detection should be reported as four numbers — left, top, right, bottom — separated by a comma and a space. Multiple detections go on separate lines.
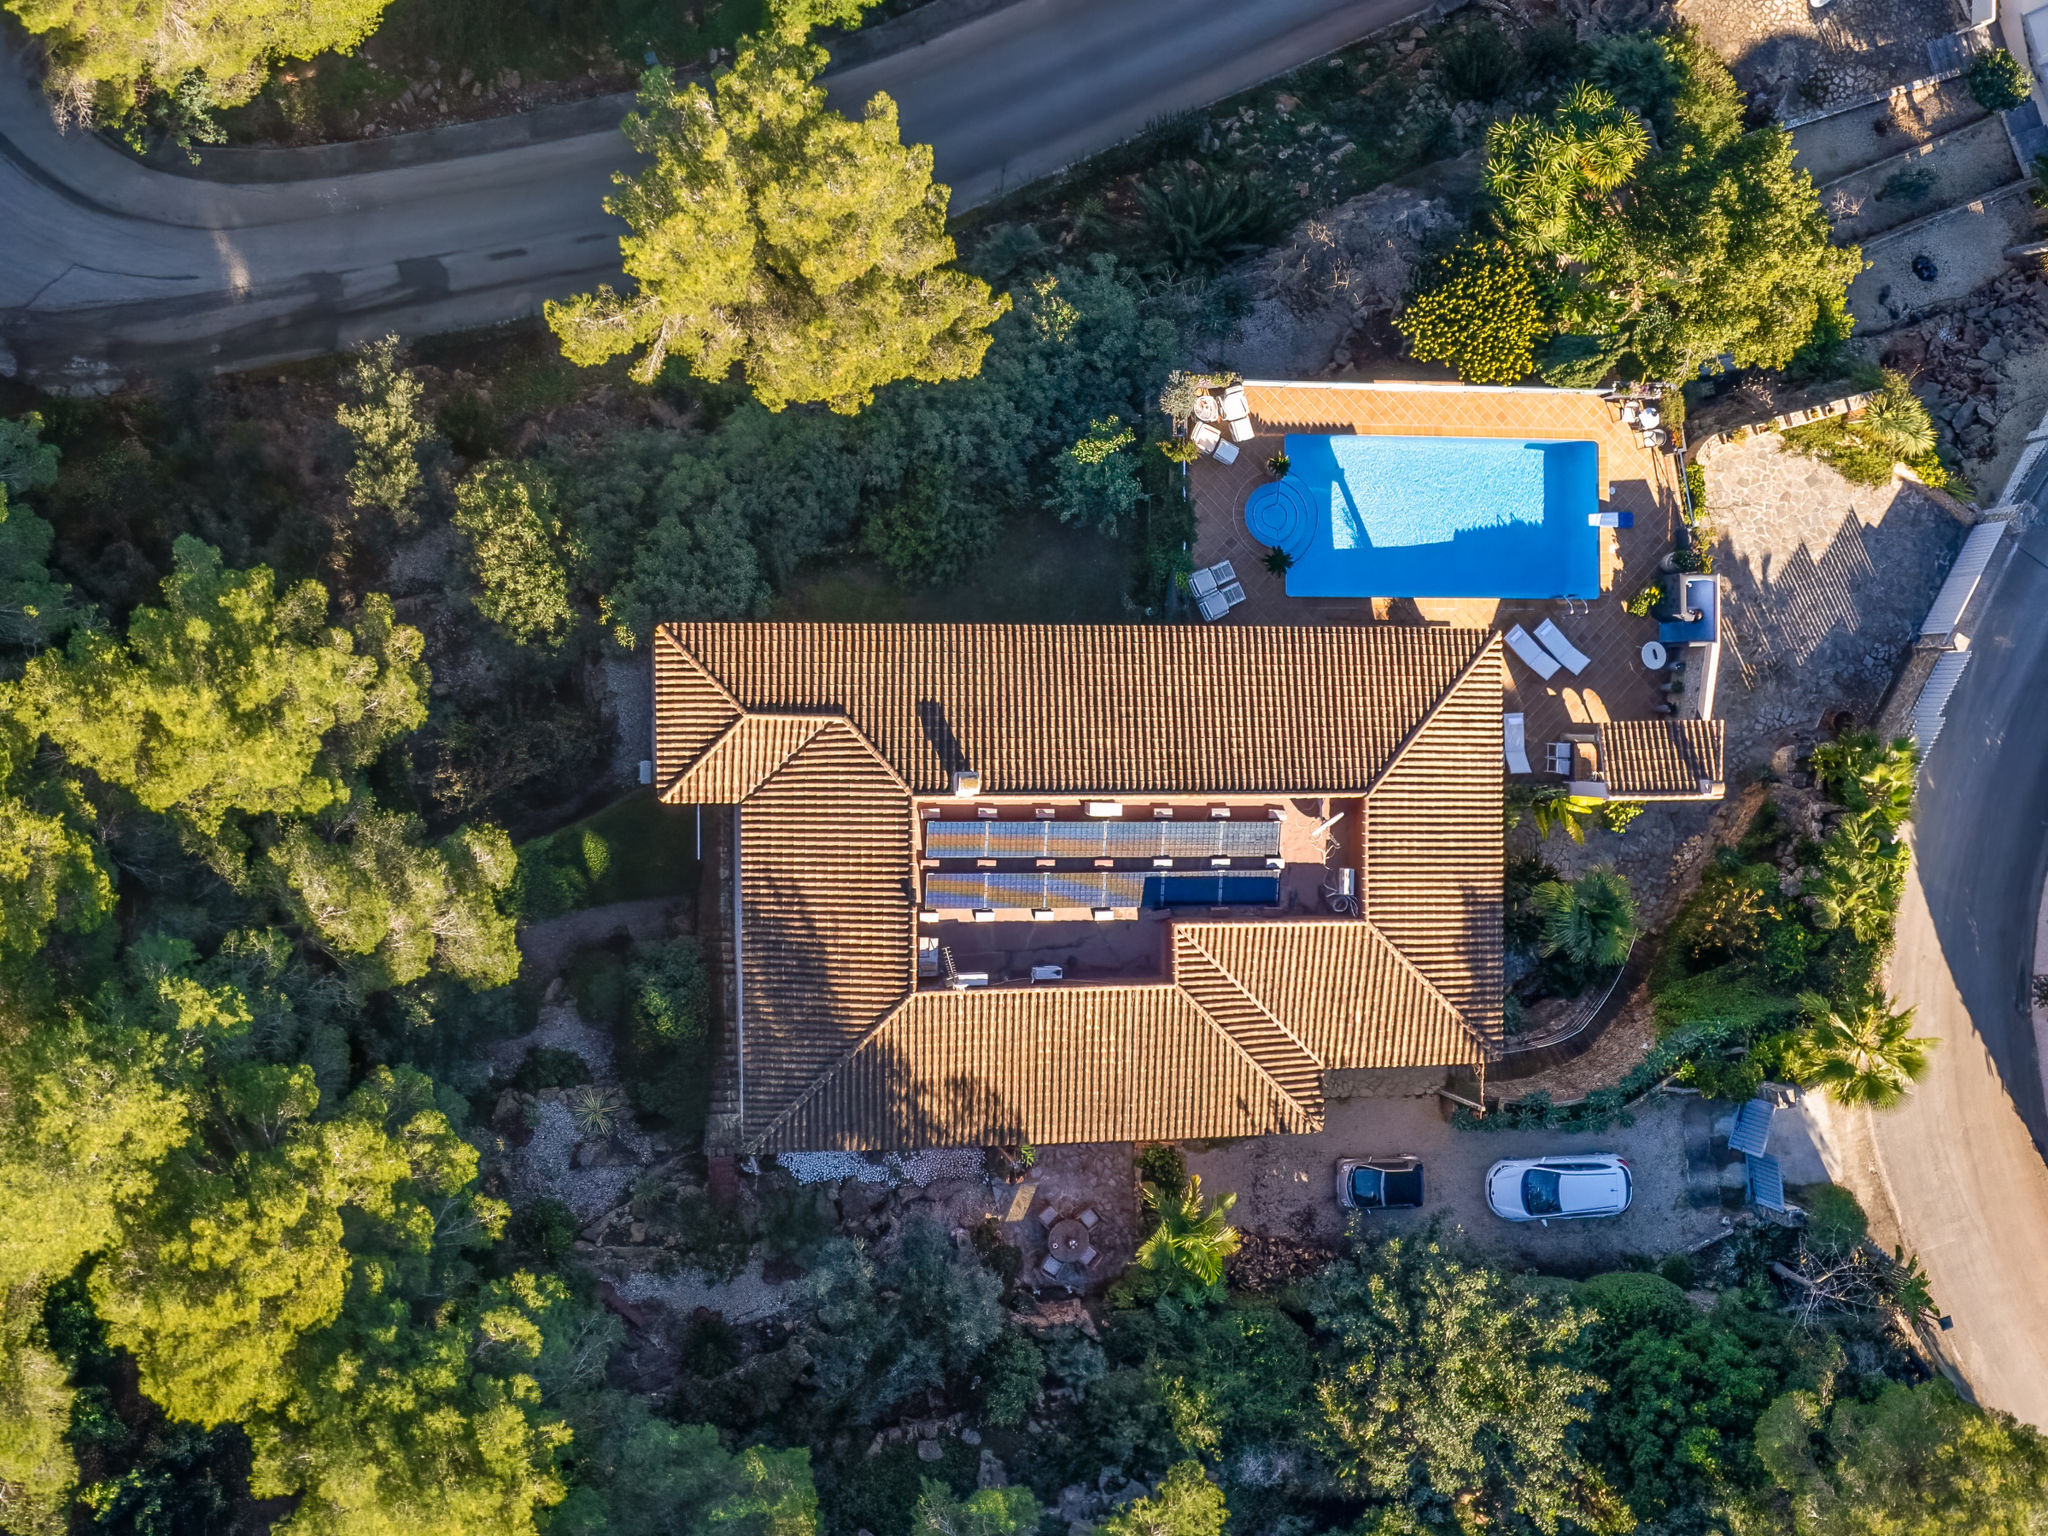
1335, 1156, 1425, 1212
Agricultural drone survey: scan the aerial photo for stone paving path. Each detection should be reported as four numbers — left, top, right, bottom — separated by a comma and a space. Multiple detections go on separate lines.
1697, 432, 1969, 771
1680, 0, 1969, 119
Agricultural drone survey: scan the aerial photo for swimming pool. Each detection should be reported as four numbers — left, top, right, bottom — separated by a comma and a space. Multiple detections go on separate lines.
1244, 434, 1601, 600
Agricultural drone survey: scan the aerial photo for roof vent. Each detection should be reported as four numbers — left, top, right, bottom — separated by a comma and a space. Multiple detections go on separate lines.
951, 769, 981, 798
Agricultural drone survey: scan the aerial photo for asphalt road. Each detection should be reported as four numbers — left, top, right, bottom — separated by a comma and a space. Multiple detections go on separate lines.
0, 0, 1418, 391
1860, 515, 2048, 1427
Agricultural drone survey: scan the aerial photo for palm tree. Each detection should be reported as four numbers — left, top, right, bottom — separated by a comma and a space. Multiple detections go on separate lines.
1533, 865, 1638, 970
1807, 817, 1908, 944
1858, 372, 1936, 460
1135, 1175, 1241, 1297
1484, 82, 1649, 260
1786, 992, 1936, 1110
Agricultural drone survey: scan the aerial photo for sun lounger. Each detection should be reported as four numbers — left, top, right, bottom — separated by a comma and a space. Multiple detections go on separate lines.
1212, 438, 1239, 465
1503, 713, 1531, 775
1209, 560, 1237, 585
1219, 383, 1250, 422
1190, 567, 1218, 599
1227, 415, 1255, 443
1197, 588, 1229, 621
1190, 421, 1221, 454
1220, 582, 1246, 608
1504, 625, 1561, 680
1588, 511, 1633, 528
1535, 618, 1591, 676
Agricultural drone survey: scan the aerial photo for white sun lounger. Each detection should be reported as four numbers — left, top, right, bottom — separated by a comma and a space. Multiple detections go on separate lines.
1535, 618, 1591, 675
1504, 625, 1561, 681
1503, 713, 1531, 775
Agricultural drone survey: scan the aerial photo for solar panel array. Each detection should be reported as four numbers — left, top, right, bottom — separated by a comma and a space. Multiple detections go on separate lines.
925, 819, 1280, 860
925, 871, 1281, 911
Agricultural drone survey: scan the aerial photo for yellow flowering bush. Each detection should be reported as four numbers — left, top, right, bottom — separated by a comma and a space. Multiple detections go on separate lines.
1395, 240, 1549, 385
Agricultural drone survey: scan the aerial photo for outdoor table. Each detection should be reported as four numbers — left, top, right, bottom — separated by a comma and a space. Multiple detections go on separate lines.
1640, 640, 1669, 669
1193, 395, 1221, 423
1048, 1217, 1090, 1266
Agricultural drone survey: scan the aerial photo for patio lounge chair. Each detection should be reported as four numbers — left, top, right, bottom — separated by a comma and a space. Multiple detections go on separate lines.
1197, 588, 1229, 622
1227, 415, 1255, 443
1535, 618, 1591, 675
1190, 421, 1222, 455
1190, 567, 1219, 599
1588, 511, 1634, 528
1504, 713, 1531, 775
1220, 582, 1246, 608
1219, 383, 1250, 423
1504, 625, 1562, 681
1209, 559, 1237, 584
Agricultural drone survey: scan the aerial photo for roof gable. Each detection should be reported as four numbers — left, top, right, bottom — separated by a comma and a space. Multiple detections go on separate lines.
660, 623, 1492, 796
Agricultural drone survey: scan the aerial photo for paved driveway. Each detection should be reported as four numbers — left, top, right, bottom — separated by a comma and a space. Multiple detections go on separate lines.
1185, 1093, 1738, 1275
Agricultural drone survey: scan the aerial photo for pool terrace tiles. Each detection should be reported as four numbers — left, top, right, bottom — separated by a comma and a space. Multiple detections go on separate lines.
1189, 382, 1686, 780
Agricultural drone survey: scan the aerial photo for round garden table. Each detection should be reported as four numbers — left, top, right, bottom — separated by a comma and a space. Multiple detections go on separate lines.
1047, 1218, 1090, 1266
1640, 640, 1669, 669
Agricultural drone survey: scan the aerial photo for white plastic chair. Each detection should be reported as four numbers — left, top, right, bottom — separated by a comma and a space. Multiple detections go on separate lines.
1213, 438, 1239, 465
1190, 421, 1222, 455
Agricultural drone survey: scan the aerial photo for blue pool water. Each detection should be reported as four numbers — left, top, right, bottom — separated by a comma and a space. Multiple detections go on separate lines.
1244, 434, 1601, 599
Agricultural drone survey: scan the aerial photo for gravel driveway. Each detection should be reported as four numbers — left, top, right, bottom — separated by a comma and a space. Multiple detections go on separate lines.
1184, 1093, 1737, 1275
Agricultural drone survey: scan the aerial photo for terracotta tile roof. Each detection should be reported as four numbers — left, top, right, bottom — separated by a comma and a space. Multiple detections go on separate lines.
656, 622, 1488, 796
654, 622, 1508, 1151
1597, 719, 1726, 800
765, 984, 1318, 1149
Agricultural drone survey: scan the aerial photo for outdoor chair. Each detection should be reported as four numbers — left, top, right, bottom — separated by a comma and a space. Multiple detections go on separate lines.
1209, 559, 1237, 585
1078, 1246, 1097, 1266
1504, 624, 1561, 681
1221, 582, 1247, 608
1041, 1256, 1062, 1277
1219, 383, 1250, 422
1534, 618, 1591, 676
1197, 588, 1230, 622
1190, 421, 1222, 455
1227, 415, 1255, 443
1212, 438, 1239, 465
1546, 742, 1573, 776
1078, 1208, 1099, 1228
1503, 713, 1531, 775
1036, 1205, 1060, 1227
1194, 394, 1221, 423
1191, 567, 1219, 599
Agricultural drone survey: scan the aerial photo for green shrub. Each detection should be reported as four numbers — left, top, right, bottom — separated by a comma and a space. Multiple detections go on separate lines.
1599, 800, 1646, 835
569, 947, 629, 1030
1876, 167, 1938, 203
511, 1197, 581, 1262
1623, 583, 1662, 618
977, 1328, 1047, 1428
1657, 1253, 1696, 1289
1398, 239, 1550, 384
1803, 1184, 1869, 1256
1438, 20, 1523, 102
1138, 1142, 1188, 1196
1970, 48, 2032, 112
512, 1046, 592, 1091
618, 938, 712, 1131
1576, 1271, 1693, 1335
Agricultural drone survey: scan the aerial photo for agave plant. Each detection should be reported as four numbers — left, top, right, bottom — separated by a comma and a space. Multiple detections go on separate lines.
1135, 1175, 1242, 1298
1137, 168, 1291, 273
567, 1085, 628, 1138
1785, 992, 1936, 1110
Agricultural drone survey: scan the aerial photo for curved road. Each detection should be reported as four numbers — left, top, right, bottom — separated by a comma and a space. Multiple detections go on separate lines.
1851, 511, 2048, 1427
0, 0, 1416, 390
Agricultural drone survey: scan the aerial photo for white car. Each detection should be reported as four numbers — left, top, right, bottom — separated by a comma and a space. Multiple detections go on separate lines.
1486, 1154, 1632, 1222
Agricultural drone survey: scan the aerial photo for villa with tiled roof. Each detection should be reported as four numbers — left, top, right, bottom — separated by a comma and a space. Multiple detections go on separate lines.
654, 622, 1515, 1154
